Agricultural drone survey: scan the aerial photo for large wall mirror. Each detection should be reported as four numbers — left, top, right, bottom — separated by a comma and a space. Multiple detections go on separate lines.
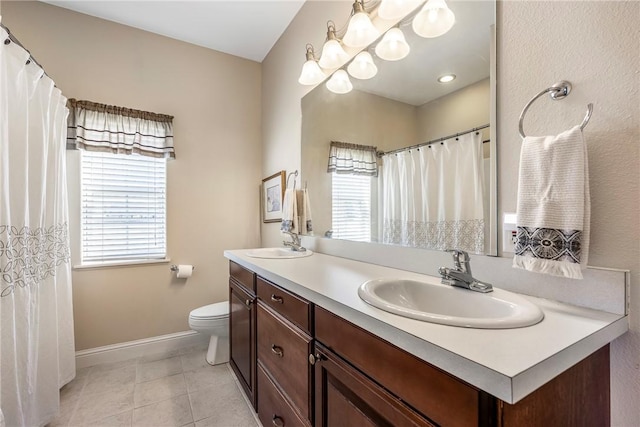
301, 0, 497, 256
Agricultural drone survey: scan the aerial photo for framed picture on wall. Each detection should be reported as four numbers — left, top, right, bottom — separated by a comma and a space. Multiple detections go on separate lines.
262, 170, 285, 223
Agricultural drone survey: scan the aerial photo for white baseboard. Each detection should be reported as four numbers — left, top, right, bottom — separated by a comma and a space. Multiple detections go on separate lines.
75, 330, 209, 369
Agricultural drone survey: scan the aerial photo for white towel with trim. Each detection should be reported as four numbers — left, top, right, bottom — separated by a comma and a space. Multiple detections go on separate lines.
280, 189, 298, 233
297, 189, 314, 235
512, 125, 590, 279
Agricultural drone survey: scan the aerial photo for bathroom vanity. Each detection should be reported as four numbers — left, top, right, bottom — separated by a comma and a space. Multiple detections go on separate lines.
225, 250, 628, 426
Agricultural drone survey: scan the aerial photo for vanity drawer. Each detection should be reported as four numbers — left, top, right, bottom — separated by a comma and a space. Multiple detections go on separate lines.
258, 363, 309, 427
257, 276, 310, 333
314, 306, 486, 427
257, 302, 312, 421
230, 261, 255, 294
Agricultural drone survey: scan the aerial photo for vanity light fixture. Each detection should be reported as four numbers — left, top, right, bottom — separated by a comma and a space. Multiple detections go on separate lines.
438, 73, 456, 83
347, 51, 378, 79
298, 44, 326, 86
342, 0, 380, 48
377, 0, 422, 21
375, 27, 411, 61
326, 69, 354, 94
318, 21, 350, 69
412, 0, 456, 38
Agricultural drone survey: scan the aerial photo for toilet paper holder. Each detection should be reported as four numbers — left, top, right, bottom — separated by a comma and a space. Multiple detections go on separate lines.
170, 264, 195, 272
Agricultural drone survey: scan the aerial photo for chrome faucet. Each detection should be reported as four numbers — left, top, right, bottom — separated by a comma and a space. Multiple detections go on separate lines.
438, 249, 493, 293
282, 231, 306, 252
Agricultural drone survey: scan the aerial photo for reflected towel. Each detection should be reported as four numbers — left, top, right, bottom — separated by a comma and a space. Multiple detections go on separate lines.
512, 125, 590, 279
297, 189, 314, 235
281, 189, 298, 233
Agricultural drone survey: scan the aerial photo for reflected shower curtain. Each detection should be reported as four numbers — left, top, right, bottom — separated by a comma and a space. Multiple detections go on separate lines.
0, 24, 75, 426
382, 132, 485, 254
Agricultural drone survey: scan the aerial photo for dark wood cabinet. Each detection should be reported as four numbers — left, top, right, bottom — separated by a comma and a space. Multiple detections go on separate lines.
255, 277, 313, 425
314, 342, 435, 427
229, 262, 256, 409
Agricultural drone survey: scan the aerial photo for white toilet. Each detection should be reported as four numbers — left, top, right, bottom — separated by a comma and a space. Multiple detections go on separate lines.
188, 302, 229, 365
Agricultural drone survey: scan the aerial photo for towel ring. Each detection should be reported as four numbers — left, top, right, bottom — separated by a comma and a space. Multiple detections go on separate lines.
286, 170, 298, 189
518, 80, 593, 138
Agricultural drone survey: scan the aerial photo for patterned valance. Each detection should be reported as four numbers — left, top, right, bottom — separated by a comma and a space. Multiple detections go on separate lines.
327, 141, 378, 177
66, 99, 175, 159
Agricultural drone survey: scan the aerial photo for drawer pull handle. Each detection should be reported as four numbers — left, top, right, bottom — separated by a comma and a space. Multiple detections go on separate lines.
272, 415, 285, 427
271, 345, 284, 358
309, 353, 323, 365
270, 294, 284, 304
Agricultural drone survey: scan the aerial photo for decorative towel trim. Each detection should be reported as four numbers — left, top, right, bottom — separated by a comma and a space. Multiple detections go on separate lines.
515, 226, 582, 263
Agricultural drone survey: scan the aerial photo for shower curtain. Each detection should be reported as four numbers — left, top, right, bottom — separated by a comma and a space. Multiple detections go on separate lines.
382, 132, 485, 254
0, 23, 75, 426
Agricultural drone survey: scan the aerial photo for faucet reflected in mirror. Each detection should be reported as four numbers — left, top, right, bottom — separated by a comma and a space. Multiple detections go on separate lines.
301, 1, 497, 256
282, 231, 307, 252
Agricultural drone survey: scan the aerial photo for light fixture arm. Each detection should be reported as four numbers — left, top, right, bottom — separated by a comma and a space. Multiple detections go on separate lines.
326, 21, 339, 41
304, 44, 316, 61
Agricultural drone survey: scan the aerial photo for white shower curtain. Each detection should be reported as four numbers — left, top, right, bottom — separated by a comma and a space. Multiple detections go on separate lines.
0, 24, 75, 427
382, 132, 485, 254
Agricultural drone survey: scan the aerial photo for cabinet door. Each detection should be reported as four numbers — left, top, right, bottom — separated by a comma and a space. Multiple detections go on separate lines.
229, 278, 256, 408
314, 343, 435, 427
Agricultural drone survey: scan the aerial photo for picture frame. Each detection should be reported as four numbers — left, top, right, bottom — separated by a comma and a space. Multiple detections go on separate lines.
262, 170, 286, 223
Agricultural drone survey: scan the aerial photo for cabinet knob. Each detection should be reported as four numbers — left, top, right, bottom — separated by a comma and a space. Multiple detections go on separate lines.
272, 415, 285, 427
271, 344, 284, 358
270, 294, 284, 304
308, 353, 323, 365
244, 299, 252, 308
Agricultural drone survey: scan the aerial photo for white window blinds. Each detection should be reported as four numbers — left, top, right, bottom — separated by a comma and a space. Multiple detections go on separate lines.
331, 173, 371, 241
81, 151, 167, 264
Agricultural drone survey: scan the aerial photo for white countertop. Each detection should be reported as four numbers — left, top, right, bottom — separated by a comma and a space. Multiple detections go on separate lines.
224, 249, 628, 404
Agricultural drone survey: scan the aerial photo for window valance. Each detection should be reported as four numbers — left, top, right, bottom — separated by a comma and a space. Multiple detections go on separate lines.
66, 99, 175, 159
327, 141, 378, 177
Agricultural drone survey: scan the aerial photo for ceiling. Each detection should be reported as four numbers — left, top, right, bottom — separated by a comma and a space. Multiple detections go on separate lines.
40, 1, 306, 62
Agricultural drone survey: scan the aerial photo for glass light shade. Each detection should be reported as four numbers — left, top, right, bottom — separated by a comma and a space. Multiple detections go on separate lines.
347, 52, 378, 80
412, 0, 456, 38
343, 12, 380, 48
298, 59, 326, 85
326, 70, 353, 94
318, 39, 349, 69
377, 0, 422, 21
375, 28, 410, 61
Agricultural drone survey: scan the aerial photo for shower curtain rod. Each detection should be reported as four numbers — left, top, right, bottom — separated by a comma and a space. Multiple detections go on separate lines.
1, 22, 51, 81
378, 124, 490, 157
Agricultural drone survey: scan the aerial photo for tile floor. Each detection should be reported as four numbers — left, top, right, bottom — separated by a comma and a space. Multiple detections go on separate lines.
47, 344, 261, 427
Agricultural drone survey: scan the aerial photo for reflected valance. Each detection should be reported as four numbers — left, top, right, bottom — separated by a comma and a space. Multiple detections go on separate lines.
327, 141, 378, 177
66, 99, 175, 159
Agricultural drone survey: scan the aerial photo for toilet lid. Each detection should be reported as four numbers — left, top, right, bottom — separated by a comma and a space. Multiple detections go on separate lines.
190, 302, 228, 319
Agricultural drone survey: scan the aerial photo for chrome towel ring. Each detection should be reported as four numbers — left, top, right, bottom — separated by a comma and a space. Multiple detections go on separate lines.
518, 80, 593, 138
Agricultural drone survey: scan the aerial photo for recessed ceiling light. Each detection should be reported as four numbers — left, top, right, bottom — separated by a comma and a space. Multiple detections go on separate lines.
438, 74, 456, 83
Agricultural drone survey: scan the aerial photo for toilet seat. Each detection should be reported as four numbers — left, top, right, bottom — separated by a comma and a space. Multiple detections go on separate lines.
189, 302, 228, 320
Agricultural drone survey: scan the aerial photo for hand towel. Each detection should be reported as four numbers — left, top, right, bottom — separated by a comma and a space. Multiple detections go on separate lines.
281, 189, 298, 233
512, 125, 590, 279
297, 189, 314, 235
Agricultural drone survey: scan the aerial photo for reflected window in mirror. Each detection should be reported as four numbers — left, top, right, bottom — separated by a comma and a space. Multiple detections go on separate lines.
331, 173, 373, 242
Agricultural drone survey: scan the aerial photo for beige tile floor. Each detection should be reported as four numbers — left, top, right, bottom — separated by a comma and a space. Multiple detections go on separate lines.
47, 344, 260, 427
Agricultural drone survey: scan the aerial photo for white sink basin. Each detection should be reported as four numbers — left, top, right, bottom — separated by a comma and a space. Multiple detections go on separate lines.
358, 278, 544, 329
246, 247, 313, 259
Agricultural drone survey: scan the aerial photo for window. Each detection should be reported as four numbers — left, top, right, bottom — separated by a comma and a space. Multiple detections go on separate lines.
80, 150, 166, 264
331, 173, 371, 241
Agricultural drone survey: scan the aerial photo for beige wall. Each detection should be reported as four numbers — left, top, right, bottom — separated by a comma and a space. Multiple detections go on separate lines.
2, 1, 262, 350
416, 78, 491, 147
262, 1, 639, 425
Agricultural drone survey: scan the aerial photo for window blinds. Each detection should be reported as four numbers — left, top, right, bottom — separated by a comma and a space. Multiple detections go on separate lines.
81, 151, 166, 263
331, 173, 371, 242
